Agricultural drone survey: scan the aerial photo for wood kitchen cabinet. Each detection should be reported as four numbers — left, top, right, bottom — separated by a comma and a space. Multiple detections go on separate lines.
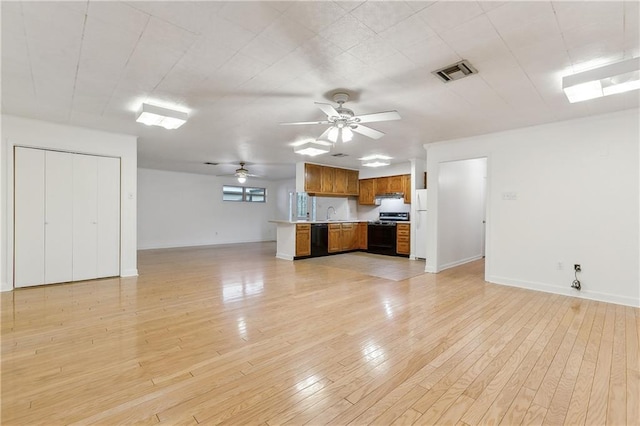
304, 164, 322, 193
396, 223, 410, 256
328, 224, 342, 253
358, 179, 376, 205
388, 175, 404, 192
321, 166, 334, 193
346, 169, 359, 194
333, 168, 347, 194
304, 163, 358, 196
341, 223, 358, 251
403, 174, 411, 204
358, 222, 368, 249
295, 224, 311, 257
376, 176, 389, 194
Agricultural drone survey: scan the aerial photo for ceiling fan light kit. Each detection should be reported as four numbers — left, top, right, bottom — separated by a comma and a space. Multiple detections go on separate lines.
136, 103, 188, 129
563, 57, 640, 103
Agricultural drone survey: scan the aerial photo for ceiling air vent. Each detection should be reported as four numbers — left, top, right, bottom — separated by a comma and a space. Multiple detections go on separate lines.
432, 60, 478, 83
204, 162, 219, 165
331, 153, 348, 157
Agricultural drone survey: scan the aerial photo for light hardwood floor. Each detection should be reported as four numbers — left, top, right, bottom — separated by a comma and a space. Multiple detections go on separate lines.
1, 242, 638, 425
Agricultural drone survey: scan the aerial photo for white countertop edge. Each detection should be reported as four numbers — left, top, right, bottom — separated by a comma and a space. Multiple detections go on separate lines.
270, 220, 411, 224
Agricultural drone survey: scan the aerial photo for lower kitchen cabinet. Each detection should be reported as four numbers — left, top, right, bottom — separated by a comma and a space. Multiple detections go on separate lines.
295, 224, 311, 257
328, 224, 342, 253
358, 222, 368, 249
396, 223, 410, 256
341, 223, 358, 251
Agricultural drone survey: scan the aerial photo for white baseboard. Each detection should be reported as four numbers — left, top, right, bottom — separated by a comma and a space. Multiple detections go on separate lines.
120, 269, 139, 277
138, 239, 275, 250
488, 275, 640, 308
440, 255, 484, 271
276, 253, 294, 261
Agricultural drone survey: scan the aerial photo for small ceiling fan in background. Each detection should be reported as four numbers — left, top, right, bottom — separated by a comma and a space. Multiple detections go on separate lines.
280, 92, 401, 143
210, 162, 259, 183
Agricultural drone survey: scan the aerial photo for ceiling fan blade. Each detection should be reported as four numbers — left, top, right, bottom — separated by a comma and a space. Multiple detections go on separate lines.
314, 102, 340, 118
351, 124, 385, 140
353, 110, 401, 123
280, 120, 331, 126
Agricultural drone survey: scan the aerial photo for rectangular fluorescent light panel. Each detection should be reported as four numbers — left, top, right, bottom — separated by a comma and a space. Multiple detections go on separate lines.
294, 141, 330, 156
137, 103, 188, 129
563, 57, 640, 103
360, 155, 392, 167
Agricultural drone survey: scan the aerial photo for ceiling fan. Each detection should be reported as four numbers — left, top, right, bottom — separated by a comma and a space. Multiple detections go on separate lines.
212, 162, 259, 183
280, 92, 401, 143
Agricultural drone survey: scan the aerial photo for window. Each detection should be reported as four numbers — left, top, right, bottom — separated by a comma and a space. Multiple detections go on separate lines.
223, 185, 266, 202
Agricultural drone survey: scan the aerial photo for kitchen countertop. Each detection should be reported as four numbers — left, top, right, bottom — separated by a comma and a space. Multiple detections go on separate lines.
270, 219, 367, 224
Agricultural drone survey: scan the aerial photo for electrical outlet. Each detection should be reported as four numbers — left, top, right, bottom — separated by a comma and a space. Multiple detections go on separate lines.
574, 264, 581, 272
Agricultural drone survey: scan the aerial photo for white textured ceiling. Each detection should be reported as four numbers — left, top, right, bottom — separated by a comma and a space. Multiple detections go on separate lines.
2, 1, 639, 180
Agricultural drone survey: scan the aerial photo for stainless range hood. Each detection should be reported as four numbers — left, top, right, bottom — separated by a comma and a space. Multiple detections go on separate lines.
375, 192, 404, 199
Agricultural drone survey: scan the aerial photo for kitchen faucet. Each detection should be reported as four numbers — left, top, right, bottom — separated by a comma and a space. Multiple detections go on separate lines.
326, 206, 336, 220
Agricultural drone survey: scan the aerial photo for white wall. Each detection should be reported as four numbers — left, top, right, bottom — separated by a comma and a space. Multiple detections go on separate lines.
425, 109, 639, 307
438, 158, 486, 269
1, 115, 138, 291
137, 168, 281, 249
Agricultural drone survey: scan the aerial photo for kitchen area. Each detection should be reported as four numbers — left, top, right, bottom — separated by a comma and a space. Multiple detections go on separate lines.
271, 162, 428, 262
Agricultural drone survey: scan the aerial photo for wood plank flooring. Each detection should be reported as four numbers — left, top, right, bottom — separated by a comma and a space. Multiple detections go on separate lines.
1, 242, 638, 425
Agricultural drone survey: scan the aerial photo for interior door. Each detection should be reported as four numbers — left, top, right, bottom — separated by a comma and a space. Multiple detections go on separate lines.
72, 154, 98, 281
97, 156, 121, 277
45, 151, 73, 284
14, 147, 46, 287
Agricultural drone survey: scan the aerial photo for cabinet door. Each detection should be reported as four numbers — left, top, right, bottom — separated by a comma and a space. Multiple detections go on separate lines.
376, 176, 389, 194
403, 174, 411, 204
334, 168, 347, 194
73, 154, 98, 281
295, 224, 311, 257
346, 170, 359, 195
358, 223, 368, 249
45, 151, 74, 284
341, 223, 354, 251
397, 224, 410, 255
305, 163, 322, 193
358, 179, 375, 205
97, 156, 121, 278
328, 224, 342, 253
321, 166, 334, 193
14, 147, 46, 287
388, 175, 404, 192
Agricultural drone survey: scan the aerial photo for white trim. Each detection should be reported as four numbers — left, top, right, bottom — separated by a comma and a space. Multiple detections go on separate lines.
276, 253, 294, 261
439, 255, 484, 271
120, 269, 139, 277
137, 238, 275, 250
488, 275, 640, 308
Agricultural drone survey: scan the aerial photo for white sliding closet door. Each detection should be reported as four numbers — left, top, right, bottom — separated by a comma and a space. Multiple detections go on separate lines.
97, 156, 120, 277
72, 154, 99, 281
14, 147, 46, 288
45, 151, 74, 284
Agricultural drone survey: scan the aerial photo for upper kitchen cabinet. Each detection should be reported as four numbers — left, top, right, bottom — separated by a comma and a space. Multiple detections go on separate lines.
346, 170, 359, 194
303, 163, 358, 196
324, 167, 337, 193
305, 163, 322, 193
388, 175, 404, 193
403, 174, 411, 204
358, 178, 376, 205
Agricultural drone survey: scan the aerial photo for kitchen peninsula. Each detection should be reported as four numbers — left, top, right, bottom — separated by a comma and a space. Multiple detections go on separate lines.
270, 220, 367, 260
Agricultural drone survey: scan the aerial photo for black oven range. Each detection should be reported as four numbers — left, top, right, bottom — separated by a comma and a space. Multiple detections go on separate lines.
367, 212, 409, 256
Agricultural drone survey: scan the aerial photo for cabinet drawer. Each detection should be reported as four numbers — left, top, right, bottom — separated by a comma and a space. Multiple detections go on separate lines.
397, 242, 410, 254
397, 229, 410, 236
397, 235, 409, 242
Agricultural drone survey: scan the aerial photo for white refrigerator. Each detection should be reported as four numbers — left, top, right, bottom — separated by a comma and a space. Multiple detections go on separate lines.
414, 189, 428, 259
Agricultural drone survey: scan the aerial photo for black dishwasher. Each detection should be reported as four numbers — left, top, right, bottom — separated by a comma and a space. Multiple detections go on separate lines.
311, 223, 329, 257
